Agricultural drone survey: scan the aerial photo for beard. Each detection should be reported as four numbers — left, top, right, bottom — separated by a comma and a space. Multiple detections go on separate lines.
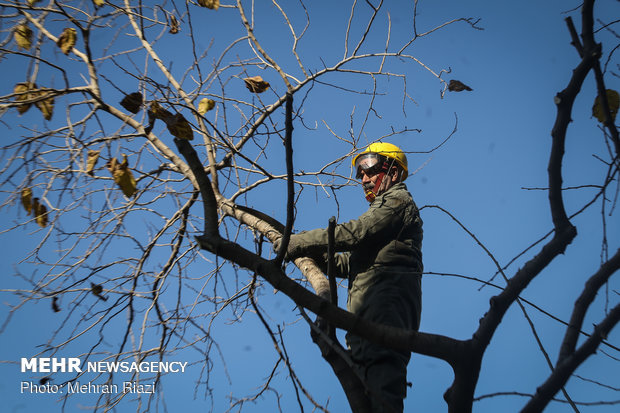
363, 182, 374, 192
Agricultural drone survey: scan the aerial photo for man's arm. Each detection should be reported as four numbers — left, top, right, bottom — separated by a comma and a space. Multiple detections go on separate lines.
287, 189, 410, 259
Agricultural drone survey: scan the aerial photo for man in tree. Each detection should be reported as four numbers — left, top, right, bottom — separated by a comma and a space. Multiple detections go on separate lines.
276, 142, 423, 412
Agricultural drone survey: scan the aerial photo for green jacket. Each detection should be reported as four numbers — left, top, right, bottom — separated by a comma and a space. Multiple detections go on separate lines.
287, 182, 423, 316
286, 182, 422, 412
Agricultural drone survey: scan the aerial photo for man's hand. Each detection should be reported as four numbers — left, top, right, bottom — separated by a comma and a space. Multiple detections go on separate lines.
272, 237, 282, 256
272, 234, 303, 260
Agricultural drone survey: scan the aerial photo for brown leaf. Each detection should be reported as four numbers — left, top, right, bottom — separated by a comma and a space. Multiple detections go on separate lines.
592, 89, 619, 124
14, 82, 36, 115
448, 79, 473, 92
86, 150, 100, 176
147, 102, 193, 139
243, 76, 270, 94
107, 154, 138, 198
57, 27, 77, 55
14, 24, 33, 50
91, 282, 103, 295
52, 296, 60, 312
90, 282, 107, 301
197, 0, 220, 10
149, 101, 173, 121
145, 101, 172, 135
21, 187, 33, 215
93, 0, 105, 7
33, 197, 48, 228
165, 113, 194, 140
169, 14, 180, 34
120, 92, 143, 114
33, 89, 54, 120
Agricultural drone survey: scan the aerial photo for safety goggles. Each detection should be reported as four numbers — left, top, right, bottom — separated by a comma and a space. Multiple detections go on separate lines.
355, 153, 386, 180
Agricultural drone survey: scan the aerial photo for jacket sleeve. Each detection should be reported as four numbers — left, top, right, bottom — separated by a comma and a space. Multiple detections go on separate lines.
288, 190, 409, 262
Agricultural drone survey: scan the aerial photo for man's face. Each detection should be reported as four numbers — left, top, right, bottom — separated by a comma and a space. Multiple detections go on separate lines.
359, 167, 380, 191
355, 153, 399, 200
359, 167, 397, 197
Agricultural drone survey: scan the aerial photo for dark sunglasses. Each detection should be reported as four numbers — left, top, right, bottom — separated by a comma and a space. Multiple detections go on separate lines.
355, 153, 386, 180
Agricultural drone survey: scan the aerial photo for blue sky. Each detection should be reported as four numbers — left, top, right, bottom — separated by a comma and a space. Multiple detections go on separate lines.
1, 1, 619, 412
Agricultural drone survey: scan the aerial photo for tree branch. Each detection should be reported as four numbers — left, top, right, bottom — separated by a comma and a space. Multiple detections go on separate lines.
558, 248, 620, 361
522, 302, 620, 413
274, 92, 295, 265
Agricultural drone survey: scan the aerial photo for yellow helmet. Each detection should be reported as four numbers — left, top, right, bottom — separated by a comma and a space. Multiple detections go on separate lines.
352, 142, 408, 180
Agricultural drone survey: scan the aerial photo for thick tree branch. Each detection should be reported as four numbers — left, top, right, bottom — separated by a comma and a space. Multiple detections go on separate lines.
558, 248, 620, 361
196, 231, 462, 360
175, 128, 461, 363
173, 138, 219, 237
442, 3, 609, 411
301, 309, 372, 413
521, 302, 620, 413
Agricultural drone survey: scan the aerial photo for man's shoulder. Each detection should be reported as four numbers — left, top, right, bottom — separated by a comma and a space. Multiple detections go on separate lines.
385, 183, 412, 200
376, 183, 413, 207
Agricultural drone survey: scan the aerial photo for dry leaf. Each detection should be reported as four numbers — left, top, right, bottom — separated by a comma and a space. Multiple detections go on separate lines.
120, 92, 143, 114
448, 79, 473, 92
107, 154, 137, 198
15, 24, 33, 50
145, 101, 172, 135
149, 101, 173, 120
198, 0, 219, 10
165, 113, 194, 140
51, 296, 60, 312
33, 89, 54, 120
86, 150, 100, 176
91, 282, 103, 295
32, 197, 40, 217
21, 187, 33, 215
28, 0, 42, 6
92, 0, 105, 7
592, 89, 619, 124
33, 198, 48, 228
148, 102, 193, 139
57, 27, 77, 55
243, 76, 270, 94
197, 98, 215, 115
14, 82, 36, 115
90, 282, 108, 301
169, 15, 180, 34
